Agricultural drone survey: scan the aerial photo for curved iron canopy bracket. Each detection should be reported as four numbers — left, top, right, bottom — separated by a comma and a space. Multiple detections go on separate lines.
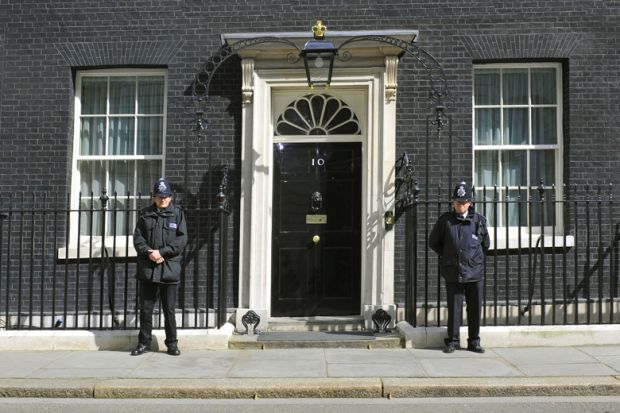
191, 34, 449, 121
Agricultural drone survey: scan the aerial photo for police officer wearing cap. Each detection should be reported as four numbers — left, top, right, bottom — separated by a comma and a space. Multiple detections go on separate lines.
131, 178, 187, 356
430, 182, 490, 353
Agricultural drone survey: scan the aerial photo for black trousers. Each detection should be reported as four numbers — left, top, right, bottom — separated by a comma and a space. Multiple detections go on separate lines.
445, 280, 483, 346
138, 280, 178, 347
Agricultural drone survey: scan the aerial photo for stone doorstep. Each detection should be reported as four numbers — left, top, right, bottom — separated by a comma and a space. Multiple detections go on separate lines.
228, 332, 404, 349
0, 377, 619, 399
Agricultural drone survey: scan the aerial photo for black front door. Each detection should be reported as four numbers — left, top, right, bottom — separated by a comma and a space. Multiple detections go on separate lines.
272, 142, 362, 316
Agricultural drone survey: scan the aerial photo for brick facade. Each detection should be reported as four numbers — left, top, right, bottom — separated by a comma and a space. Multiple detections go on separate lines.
0, 1, 618, 322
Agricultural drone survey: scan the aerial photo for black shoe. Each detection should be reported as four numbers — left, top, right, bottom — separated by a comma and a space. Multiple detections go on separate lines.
130, 343, 150, 356
443, 342, 457, 353
467, 344, 485, 353
166, 345, 181, 356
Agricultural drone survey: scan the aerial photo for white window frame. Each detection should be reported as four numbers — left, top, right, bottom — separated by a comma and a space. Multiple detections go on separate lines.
62, 68, 168, 258
472, 62, 569, 249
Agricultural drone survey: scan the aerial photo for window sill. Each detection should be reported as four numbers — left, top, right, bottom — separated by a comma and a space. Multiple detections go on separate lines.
487, 234, 574, 251
57, 245, 137, 260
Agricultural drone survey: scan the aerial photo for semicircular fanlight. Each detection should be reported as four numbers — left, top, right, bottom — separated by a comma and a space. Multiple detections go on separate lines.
275, 94, 361, 136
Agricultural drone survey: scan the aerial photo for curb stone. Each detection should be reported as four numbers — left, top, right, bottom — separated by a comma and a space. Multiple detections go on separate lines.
94, 378, 382, 399
382, 377, 620, 398
0, 379, 97, 398
1, 377, 619, 399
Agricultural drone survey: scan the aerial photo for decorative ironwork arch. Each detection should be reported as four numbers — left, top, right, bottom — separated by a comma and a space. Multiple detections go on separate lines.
192, 37, 301, 101
190, 33, 453, 209
336, 35, 449, 106
191, 34, 450, 135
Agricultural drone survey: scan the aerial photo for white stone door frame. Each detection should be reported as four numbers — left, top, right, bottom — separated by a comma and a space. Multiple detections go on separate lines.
223, 30, 417, 318
237, 64, 399, 317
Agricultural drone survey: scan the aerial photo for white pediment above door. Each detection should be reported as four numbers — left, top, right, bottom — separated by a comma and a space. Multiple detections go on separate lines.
221, 29, 418, 68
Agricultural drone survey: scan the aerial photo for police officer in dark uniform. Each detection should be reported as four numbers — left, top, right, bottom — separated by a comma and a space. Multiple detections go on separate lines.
429, 182, 490, 353
131, 178, 187, 356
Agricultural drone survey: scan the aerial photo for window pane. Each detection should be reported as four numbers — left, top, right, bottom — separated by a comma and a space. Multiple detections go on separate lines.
78, 160, 104, 237
502, 150, 527, 186
137, 117, 163, 155
78, 160, 104, 196
530, 150, 555, 186
80, 117, 105, 155
477, 190, 497, 227
474, 69, 500, 105
532, 107, 557, 144
277, 108, 308, 135
109, 77, 135, 114
79, 198, 103, 237
75, 71, 166, 239
506, 189, 527, 227
503, 108, 528, 144
502, 69, 528, 105
109, 160, 134, 196
107, 198, 132, 236
475, 151, 498, 187
530, 195, 555, 227
81, 77, 107, 114
531, 68, 556, 104
108, 117, 135, 155
138, 77, 164, 114
326, 107, 355, 134
136, 160, 163, 196
475, 108, 500, 145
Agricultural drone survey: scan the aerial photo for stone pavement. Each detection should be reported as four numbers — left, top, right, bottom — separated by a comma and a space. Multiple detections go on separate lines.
0, 345, 620, 398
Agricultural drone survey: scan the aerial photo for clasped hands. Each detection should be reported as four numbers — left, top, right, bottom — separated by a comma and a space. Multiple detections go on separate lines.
148, 249, 164, 264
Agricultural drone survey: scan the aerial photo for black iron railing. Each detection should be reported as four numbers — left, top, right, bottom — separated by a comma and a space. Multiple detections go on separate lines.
1, 180, 618, 330
400, 181, 619, 327
0, 188, 231, 331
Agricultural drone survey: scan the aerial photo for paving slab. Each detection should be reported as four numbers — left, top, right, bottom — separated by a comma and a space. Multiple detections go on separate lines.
409, 348, 499, 359
227, 357, 326, 378
578, 345, 620, 357
324, 348, 413, 364
515, 362, 618, 377
419, 357, 524, 377
28, 368, 135, 379
493, 347, 598, 365
43, 350, 146, 369
128, 350, 239, 379
327, 361, 426, 378
593, 356, 620, 374
0, 351, 69, 378
227, 348, 327, 378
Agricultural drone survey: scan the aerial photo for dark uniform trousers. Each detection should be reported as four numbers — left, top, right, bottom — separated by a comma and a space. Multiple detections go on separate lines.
138, 281, 178, 347
445, 279, 483, 346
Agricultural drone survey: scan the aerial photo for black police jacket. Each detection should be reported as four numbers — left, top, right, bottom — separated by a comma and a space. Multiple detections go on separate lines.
429, 210, 490, 283
133, 203, 188, 284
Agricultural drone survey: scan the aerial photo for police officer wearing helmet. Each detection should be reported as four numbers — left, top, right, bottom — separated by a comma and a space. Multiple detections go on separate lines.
429, 182, 490, 353
131, 178, 187, 356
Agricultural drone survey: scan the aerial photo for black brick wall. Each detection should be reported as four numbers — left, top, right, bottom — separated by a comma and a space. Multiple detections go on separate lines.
0, 1, 618, 318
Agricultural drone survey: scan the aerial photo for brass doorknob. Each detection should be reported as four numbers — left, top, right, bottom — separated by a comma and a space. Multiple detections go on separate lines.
312, 235, 320, 244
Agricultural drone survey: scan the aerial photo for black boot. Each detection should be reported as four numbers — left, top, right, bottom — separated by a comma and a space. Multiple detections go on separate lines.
166, 344, 181, 356
467, 343, 485, 353
130, 343, 150, 356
